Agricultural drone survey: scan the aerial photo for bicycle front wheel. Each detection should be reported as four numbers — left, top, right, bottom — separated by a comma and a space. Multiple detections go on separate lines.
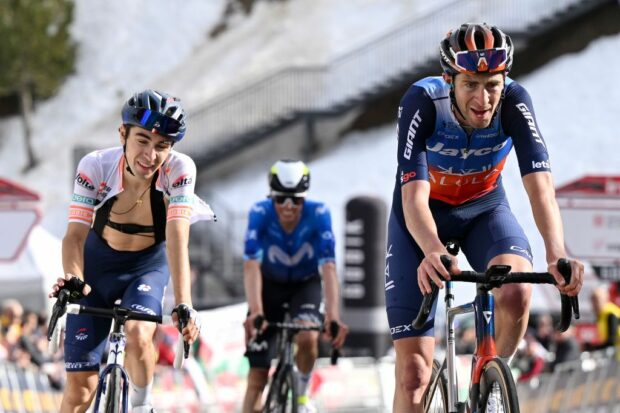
478, 359, 519, 413
103, 366, 124, 413
264, 366, 298, 413
423, 359, 449, 413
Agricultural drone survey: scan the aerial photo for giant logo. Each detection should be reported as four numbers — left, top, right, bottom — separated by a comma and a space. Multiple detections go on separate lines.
267, 243, 314, 266
403, 109, 422, 160
515, 103, 545, 147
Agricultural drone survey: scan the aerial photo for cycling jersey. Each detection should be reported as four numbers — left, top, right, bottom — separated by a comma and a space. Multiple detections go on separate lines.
393, 76, 550, 213
386, 76, 547, 340
68, 146, 215, 227
243, 199, 335, 283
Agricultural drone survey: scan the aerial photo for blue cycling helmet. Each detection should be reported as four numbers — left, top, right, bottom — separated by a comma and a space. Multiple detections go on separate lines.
121, 89, 187, 142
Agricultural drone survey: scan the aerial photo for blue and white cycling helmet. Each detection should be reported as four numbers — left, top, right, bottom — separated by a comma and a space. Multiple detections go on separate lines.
121, 89, 187, 142
269, 159, 310, 196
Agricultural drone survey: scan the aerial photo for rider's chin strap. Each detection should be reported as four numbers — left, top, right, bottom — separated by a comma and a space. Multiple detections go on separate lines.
123, 143, 135, 176
448, 75, 468, 122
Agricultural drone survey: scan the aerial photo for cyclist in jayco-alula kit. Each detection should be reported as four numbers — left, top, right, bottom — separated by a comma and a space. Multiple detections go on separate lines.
49, 89, 214, 413
241, 159, 348, 413
384, 23, 584, 412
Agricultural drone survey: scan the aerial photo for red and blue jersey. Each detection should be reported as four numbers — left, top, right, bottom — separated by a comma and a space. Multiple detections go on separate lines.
393, 76, 550, 215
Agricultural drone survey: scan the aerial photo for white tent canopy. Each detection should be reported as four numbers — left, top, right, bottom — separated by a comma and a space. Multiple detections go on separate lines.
0, 225, 62, 315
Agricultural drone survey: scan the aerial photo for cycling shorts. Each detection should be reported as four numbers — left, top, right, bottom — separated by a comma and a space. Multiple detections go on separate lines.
245, 275, 323, 369
64, 231, 169, 372
385, 191, 532, 341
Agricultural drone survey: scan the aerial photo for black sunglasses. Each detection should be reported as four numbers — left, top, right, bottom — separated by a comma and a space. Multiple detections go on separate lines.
272, 195, 304, 206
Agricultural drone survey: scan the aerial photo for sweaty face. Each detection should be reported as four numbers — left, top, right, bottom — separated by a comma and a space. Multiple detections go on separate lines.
451, 72, 505, 129
121, 126, 173, 179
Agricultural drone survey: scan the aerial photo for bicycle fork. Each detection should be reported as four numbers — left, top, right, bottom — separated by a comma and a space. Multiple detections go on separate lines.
93, 331, 130, 412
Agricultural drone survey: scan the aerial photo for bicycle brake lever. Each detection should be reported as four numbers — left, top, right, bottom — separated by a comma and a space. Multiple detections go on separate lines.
47, 289, 70, 341
174, 304, 191, 358
329, 321, 340, 365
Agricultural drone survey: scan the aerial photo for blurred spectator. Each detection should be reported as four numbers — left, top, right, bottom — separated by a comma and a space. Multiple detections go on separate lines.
0, 301, 66, 390
1, 299, 24, 349
513, 329, 549, 382
533, 313, 554, 351
455, 316, 476, 355
585, 286, 620, 356
550, 325, 581, 371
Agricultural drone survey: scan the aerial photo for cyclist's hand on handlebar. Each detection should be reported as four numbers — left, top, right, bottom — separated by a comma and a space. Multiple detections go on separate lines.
48, 274, 91, 299
418, 252, 461, 295
548, 258, 584, 297
244, 313, 266, 343
323, 317, 348, 349
172, 305, 201, 345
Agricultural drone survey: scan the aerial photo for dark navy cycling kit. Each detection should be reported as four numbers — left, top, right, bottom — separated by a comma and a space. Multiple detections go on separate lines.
386, 76, 550, 340
63, 147, 214, 372
64, 231, 169, 371
243, 199, 335, 368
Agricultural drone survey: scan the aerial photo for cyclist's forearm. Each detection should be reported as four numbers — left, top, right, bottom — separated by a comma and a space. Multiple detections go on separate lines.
61, 227, 87, 279
402, 183, 444, 255
523, 173, 566, 262
166, 219, 193, 305
243, 260, 263, 314
321, 261, 340, 320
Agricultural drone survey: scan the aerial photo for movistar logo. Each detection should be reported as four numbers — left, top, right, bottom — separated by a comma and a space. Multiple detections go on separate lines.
267, 243, 314, 266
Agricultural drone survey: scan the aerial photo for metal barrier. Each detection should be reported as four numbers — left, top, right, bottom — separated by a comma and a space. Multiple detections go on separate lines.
0, 362, 61, 413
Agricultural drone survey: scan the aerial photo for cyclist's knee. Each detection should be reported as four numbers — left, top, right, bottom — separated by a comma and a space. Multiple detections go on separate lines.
397, 353, 431, 396
247, 368, 269, 391
125, 320, 156, 348
62, 372, 97, 408
496, 283, 532, 315
296, 331, 318, 352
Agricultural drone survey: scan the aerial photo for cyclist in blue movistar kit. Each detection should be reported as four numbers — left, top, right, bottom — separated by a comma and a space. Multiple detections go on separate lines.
49, 90, 213, 413
385, 23, 584, 412
241, 160, 348, 413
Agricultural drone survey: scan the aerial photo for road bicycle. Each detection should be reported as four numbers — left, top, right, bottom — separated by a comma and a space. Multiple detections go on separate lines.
252, 309, 340, 413
413, 245, 580, 413
47, 280, 189, 413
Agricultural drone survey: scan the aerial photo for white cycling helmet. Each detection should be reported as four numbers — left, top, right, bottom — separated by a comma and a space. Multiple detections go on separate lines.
268, 159, 310, 196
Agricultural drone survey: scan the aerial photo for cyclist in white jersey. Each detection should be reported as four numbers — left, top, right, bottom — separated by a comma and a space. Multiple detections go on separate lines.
49, 90, 214, 413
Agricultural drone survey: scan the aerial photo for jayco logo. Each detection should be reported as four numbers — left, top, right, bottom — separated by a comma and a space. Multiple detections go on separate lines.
426, 140, 509, 160
403, 109, 422, 160
267, 243, 314, 266
75, 173, 95, 191
172, 175, 193, 188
